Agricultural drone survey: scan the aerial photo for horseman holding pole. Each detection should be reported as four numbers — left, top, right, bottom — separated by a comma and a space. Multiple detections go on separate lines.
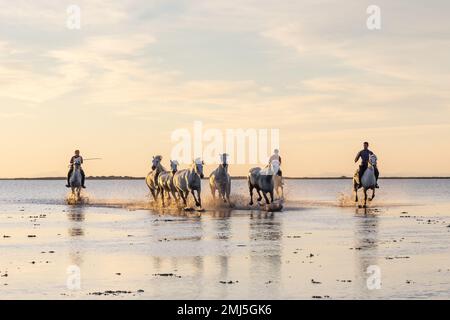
66, 149, 86, 188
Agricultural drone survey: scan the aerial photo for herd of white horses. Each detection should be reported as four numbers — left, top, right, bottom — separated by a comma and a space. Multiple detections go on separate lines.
145, 153, 284, 211
68, 153, 379, 209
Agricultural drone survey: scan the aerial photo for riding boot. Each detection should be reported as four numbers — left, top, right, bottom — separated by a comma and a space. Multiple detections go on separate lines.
66, 169, 72, 188
358, 164, 367, 188
374, 167, 380, 188
357, 172, 362, 188
81, 169, 86, 188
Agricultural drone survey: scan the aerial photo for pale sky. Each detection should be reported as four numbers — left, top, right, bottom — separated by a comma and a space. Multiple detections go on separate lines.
0, 0, 449, 178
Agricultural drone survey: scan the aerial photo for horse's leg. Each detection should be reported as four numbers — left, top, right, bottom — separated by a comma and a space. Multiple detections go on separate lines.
269, 191, 274, 204
354, 181, 359, 202
184, 191, 190, 206
263, 192, 270, 205
197, 190, 202, 208
191, 190, 199, 207
248, 184, 254, 206
256, 187, 263, 202
211, 185, 216, 200
371, 188, 375, 201
221, 188, 227, 203
160, 188, 165, 206
155, 187, 161, 202
172, 189, 179, 203
363, 189, 367, 208
179, 191, 187, 206
167, 189, 172, 204
274, 180, 280, 199
150, 188, 157, 202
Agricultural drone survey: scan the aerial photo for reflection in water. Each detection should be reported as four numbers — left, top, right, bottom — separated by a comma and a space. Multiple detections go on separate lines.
211, 209, 232, 241
354, 210, 379, 298
249, 212, 282, 298
66, 206, 86, 267
149, 213, 205, 297
212, 210, 232, 298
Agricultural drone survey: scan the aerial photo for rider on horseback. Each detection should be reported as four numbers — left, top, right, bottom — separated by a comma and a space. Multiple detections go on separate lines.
269, 149, 282, 177
66, 150, 86, 188
355, 142, 379, 188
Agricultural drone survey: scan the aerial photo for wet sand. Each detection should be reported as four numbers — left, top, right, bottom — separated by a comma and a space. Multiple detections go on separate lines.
0, 179, 449, 299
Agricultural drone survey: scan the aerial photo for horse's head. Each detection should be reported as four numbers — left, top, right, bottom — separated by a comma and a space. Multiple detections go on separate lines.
270, 160, 280, 175
193, 158, 204, 179
369, 154, 377, 167
219, 153, 229, 171
73, 158, 82, 168
170, 160, 179, 174
151, 155, 162, 170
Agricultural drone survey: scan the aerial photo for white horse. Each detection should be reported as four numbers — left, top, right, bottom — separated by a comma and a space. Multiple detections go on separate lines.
247, 160, 280, 205
353, 154, 377, 208
173, 158, 204, 209
69, 158, 83, 202
209, 153, 231, 204
145, 155, 165, 202
157, 160, 179, 206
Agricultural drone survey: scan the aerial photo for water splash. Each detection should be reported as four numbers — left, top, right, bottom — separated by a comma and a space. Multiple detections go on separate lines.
337, 192, 358, 207
66, 191, 90, 205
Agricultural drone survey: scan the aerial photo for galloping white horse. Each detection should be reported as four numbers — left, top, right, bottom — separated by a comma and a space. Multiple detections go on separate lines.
209, 153, 231, 204
157, 160, 179, 206
145, 155, 165, 202
69, 158, 83, 202
353, 154, 377, 208
173, 158, 204, 209
247, 160, 280, 205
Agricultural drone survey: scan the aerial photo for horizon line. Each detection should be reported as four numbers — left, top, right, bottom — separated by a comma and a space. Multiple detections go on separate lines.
1, 176, 450, 180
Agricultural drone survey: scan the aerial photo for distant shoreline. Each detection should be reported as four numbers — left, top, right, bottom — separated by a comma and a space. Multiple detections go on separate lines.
1, 176, 450, 181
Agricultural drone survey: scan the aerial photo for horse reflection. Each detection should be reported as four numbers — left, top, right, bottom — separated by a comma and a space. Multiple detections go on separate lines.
248, 213, 282, 298
66, 206, 86, 267
353, 210, 380, 298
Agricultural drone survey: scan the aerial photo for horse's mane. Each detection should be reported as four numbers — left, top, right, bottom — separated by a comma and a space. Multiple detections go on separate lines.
153, 155, 166, 172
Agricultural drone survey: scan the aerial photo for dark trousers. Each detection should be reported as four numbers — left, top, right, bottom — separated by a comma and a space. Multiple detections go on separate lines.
67, 167, 85, 186
359, 164, 379, 183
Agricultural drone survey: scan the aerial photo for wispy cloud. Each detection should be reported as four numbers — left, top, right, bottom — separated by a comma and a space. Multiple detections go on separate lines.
0, 0, 449, 177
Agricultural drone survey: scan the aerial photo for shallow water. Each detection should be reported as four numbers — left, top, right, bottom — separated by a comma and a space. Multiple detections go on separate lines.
0, 179, 449, 299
